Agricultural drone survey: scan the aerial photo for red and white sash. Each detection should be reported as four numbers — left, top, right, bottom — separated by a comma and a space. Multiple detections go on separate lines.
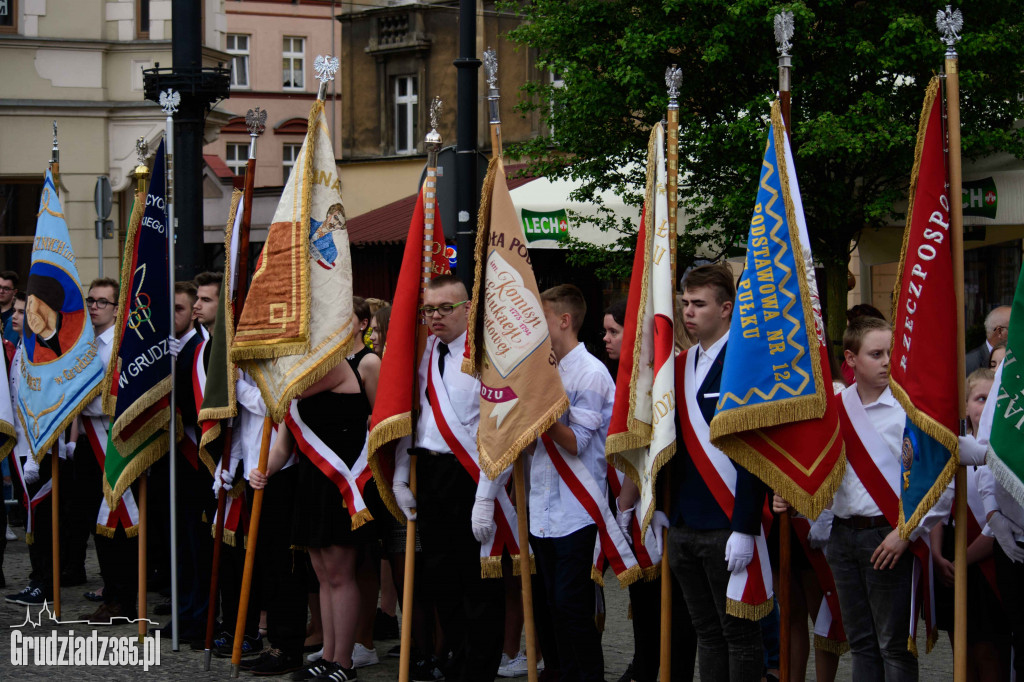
285, 400, 375, 530
425, 336, 522, 577
11, 452, 50, 544
192, 339, 218, 476
539, 434, 641, 586
956, 466, 999, 597
210, 464, 251, 548
82, 416, 139, 537
607, 465, 661, 581
677, 347, 774, 621
790, 514, 848, 653
839, 389, 936, 653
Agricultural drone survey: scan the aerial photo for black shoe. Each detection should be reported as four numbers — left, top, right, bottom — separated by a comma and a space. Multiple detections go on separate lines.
5, 585, 32, 604
60, 567, 87, 587
373, 608, 399, 640
617, 662, 635, 682
386, 644, 401, 659
292, 660, 333, 680
11, 586, 45, 606
249, 648, 304, 676
215, 632, 263, 658
316, 662, 356, 681
411, 657, 445, 682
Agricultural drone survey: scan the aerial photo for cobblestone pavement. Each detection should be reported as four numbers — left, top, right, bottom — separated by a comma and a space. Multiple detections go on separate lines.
0, 526, 955, 680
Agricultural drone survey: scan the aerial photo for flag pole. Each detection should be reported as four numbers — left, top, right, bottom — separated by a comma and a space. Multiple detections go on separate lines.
230, 58, 339, 677
205, 106, 265, 671
160, 88, 181, 651
133, 138, 152, 643
48, 122, 62, 620
484, 47, 539, 682
774, 12, 795, 682
937, 7, 967, 681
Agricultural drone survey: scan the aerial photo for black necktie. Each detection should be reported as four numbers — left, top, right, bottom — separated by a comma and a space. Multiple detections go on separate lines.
437, 342, 449, 377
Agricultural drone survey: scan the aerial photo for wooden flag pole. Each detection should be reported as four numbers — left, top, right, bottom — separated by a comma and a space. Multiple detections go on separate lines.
484, 48, 539, 682
231, 415, 273, 677
398, 453, 417, 682
939, 9, 967, 681
50, 443, 61, 619
204, 444, 230, 667
774, 14, 795, 681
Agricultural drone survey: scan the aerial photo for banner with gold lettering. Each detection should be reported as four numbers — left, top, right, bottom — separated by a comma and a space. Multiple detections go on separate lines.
709, 101, 845, 518
230, 100, 357, 421
17, 169, 105, 461
606, 122, 676, 539
890, 78, 959, 538
462, 156, 568, 479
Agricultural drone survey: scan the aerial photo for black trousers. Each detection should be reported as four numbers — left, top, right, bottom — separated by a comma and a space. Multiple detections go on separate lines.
146, 456, 171, 587
219, 484, 259, 639
417, 452, 504, 682
175, 458, 215, 636
257, 465, 308, 657
27, 476, 52, 594
95, 523, 138, 612
531, 525, 603, 682
995, 542, 1024, 676
628, 567, 697, 682
64, 442, 103, 575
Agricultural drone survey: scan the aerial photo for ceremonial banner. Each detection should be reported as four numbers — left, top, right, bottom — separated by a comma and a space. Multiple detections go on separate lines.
988, 266, 1024, 505
102, 141, 171, 504
463, 156, 568, 479
367, 181, 450, 520
890, 78, 960, 539
17, 170, 104, 461
230, 100, 357, 421
606, 123, 676, 539
0, 346, 15, 462
198, 189, 244, 471
709, 101, 845, 518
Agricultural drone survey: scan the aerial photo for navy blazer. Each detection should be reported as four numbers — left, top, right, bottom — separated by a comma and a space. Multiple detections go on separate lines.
670, 343, 766, 536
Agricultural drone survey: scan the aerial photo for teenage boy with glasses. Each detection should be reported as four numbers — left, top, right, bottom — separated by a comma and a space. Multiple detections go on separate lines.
0, 270, 19, 344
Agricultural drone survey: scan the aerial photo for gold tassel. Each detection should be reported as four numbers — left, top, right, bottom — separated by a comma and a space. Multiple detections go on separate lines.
813, 634, 849, 656
615, 564, 643, 589
510, 553, 536, 576
124, 524, 140, 539
726, 596, 774, 622
349, 508, 374, 530
480, 556, 503, 579
590, 566, 605, 587
95, 524, 116, 539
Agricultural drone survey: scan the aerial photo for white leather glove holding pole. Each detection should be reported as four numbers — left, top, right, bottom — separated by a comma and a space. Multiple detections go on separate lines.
392, 446, 416, 521
958, 435, 987, 466
725, 531, 755, 573
651, 510, 670, 556
471, 495, 496, 543
616, 498, 635, 545
212, 468, 233, 497
988, 511, 1024, 563
808, 509, 834, 550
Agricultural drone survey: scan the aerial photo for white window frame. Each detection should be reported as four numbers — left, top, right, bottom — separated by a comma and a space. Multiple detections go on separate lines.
225, 143, 248, 176
227, 34, 250, 90
394, 75, 418, 155
282, 143, 302, 184
282, 36, 305, 91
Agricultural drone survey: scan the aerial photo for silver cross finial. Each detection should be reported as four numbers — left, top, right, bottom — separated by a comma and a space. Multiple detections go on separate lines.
429, 97, 443, 135
246, 107, 268, 137
136, 137, 148, 165
51, 120, 58, 150
159, 89, 180, 115
936, 5, 963, 55
314, 55, 340, 84
665, 65, 682, 105
483, 48, 498, 90
774, 11, 794, 57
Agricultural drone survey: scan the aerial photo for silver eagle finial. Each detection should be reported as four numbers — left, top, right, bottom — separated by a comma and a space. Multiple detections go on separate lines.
665, 65, 682, 106
774, 11, 794, 57
159, 89, 180, 115
483, 48, 498, 90
136, 137, 148, 165
314, 55, 340, 84
429, 97, 443, 136
936, 5, 963, 55
246, 107, 268, 137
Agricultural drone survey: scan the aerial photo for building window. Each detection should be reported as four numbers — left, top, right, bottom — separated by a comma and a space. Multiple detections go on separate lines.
394, 75, 418, 155
227, 34, 250, 89
282, 36, 305, 91
282, 143, 302, 184
0, 0, 18, 34
136, 0, 148, 39
548, 70, 564, 136
225, 143, 248, 176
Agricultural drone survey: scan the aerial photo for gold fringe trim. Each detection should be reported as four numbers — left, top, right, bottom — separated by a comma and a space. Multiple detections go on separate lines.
926, 626, 937, 654
614, 564, 643, 589
0, 421, 16, 462
124, 523, 139, 539
460, 157, 499, 378
367, 413, 413, 522
479, 394, 569, 481
986, 451, 1024, 513
110, 378, 172, 453
25, 532, 33, 545
220, 526, 237, 548
591, 566, 605, 587
24, 380, 102, 464
481, 555, 504, 579
198, 421, 223, 479
907, 634, 918, 658
230, 102, 321, 363
510, 553, 536, 576
714, 430, 847, 521
637, 437, 680, 541
726, 596, 774, 622
814, 634, 849, 656
102, 431, 169, 510
641, 563, 661, 582
102, 188, 146, 417
349, 507, 373, 530
95, 524, 116, 538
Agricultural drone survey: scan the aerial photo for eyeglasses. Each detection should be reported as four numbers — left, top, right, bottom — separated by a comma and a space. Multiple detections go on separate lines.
994, 325, 1008, 334
418, 300, 468, 318
0, 287, 14, 293
86, 297, 114, 309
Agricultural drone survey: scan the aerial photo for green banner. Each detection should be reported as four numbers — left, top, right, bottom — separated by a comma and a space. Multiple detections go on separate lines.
521, 208, 569, 243
962, 177, 997, 219
988, 266, 1024, 506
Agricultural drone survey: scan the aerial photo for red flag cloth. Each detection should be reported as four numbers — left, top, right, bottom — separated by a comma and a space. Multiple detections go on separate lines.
367, 182, 449, 520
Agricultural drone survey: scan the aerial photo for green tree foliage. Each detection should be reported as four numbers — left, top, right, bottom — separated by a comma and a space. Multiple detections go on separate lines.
506, 0, 1024, 345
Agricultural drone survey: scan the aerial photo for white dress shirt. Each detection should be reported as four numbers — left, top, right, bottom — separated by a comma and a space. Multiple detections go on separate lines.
80, 325, 115, 421
975, 362, 1024, 538
529, 343, 615, 539
235, 370, 285, 480
695, 331, 729, 391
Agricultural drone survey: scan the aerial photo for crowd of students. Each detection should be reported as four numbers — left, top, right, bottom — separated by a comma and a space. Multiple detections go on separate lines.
1, 262, 1021, 682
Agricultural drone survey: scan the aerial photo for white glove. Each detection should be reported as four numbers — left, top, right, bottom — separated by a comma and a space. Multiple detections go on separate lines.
470, 495, 496, 544
724, 532, 755, 573
651, 510, 670, 556
64, 441, 77, 461
212, 468, 233, 497
808, 509, 834, 550
168, 336, 181, 358
615, 498, 635, 545
958, 435, 987, 466
393, 480, 417, 521
23, 458, 40, 486
988, 511, 1024, 563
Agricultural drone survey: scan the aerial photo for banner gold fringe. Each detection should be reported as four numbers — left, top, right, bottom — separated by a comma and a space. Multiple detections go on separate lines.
103, 430, 170, 510
480, 394, 569, 482
349, 507, 373, 530
0, 421, 15, 462
95, 524, 116, 539
726, 596, 774, 621
366, 413, 412, 522
814, 634, 849, 656
481, 556, 503, 579
460, 157, 496, 378
24, 381, 102, 464
510, 553, 536, 576
111, 382, 172, 454
614, 564, 642, 588
641, 563, 660, 582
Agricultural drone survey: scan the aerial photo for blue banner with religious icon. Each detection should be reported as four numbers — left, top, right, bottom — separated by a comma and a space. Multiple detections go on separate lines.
17, 169, 105, 461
